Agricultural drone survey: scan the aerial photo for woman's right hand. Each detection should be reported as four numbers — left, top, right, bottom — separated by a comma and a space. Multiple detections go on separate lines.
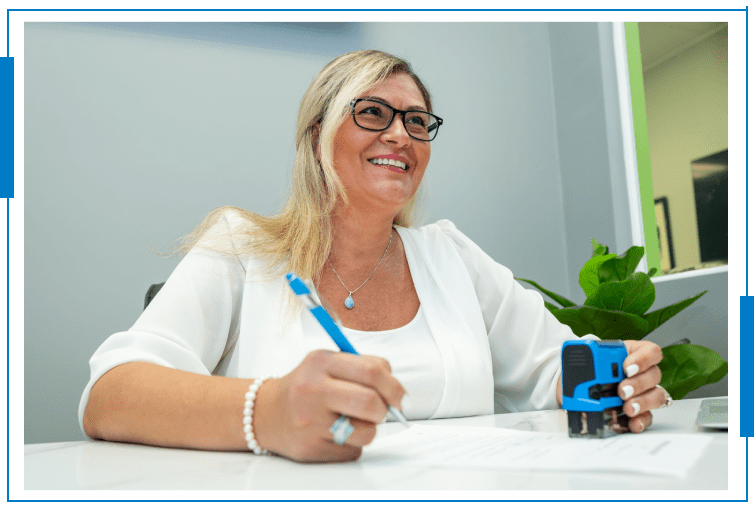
253, 349, 406, 462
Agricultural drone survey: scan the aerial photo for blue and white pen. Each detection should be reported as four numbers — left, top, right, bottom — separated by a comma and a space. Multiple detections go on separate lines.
285, 272, 410, 428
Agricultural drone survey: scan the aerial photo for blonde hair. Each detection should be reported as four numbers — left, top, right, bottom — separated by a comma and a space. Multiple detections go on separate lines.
178, 50, 432, 280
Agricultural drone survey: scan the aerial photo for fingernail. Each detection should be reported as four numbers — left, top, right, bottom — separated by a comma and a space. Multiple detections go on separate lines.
631, 402, 641, 415
638, 420, 645, 432
401, 394, 411, 411
625, 364, 639, 378
621, 385, 635, 399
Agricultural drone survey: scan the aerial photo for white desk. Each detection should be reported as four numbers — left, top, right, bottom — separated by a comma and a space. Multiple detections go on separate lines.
24, 398, 726, 491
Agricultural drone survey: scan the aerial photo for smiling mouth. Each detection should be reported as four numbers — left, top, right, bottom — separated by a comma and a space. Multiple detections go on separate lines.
368, 158, 409, 171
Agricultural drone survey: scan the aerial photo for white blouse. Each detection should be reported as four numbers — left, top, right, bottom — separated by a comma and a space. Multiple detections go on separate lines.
342, 306, 445, 420
79, 214, 594, 434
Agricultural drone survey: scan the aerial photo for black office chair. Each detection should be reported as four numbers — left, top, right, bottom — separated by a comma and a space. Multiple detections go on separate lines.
144, 283, 165, 309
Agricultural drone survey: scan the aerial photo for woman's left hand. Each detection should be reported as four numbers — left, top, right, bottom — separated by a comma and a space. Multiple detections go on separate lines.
620, 340, 665, 433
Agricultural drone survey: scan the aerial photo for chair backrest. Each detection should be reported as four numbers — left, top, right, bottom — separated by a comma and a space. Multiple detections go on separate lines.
144, 282, 165, 309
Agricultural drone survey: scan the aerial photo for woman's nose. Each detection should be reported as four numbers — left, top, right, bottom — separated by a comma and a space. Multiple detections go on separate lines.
380, 114, 411, 146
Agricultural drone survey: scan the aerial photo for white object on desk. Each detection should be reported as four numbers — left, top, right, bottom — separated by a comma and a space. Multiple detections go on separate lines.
363, 424, 712, 479
696, 397, 728, 430
23, 398, 727, 491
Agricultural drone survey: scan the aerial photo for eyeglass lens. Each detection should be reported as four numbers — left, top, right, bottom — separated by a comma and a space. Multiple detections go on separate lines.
352, 100, 440, 141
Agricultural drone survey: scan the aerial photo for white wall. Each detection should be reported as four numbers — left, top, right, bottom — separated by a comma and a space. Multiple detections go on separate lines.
23, 22, 690, 444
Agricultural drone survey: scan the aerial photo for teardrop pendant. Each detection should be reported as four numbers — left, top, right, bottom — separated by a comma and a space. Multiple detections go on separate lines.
344, 294, 355, 309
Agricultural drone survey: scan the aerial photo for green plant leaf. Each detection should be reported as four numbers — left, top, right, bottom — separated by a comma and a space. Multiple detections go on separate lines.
584, 281, 631, 311
515, 278, 576, 308
598, 246, 645, 283
583, 272, 655, 315
620, 272, 655, 315
544, 237, 718, 400
543, 302, 560, 313
591, 239, 609, 257
643, 291, 708, 335
658, 344, 728, 400
579, 254, 617, 298
550, 305, 649, 339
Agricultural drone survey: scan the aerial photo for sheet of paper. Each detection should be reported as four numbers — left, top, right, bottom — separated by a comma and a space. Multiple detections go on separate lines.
362, 425, 713, 479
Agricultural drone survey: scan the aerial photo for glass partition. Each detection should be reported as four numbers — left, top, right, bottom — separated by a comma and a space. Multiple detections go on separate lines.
625, 22, 728, 275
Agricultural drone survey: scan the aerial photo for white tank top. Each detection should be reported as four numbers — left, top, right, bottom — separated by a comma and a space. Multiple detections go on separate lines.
341, 305, 445, 420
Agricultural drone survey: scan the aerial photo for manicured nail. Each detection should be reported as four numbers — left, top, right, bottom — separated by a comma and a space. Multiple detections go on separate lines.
631, 402, 641, 415
401, 394, 411, 411
625, 364, 639, 378
622, 385, 635, 399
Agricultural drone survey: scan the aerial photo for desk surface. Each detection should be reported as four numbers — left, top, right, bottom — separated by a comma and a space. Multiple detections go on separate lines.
25, 398, 727, 491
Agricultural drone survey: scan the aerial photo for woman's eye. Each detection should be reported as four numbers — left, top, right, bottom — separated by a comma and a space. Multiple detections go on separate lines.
356, 103, 387, 118
406, 114, 427, 127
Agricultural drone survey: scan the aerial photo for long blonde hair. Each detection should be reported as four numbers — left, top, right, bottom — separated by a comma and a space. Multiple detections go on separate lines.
178, 50, 433, 280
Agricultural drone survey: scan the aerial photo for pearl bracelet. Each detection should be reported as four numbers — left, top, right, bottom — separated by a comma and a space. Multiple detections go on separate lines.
242, 376, 270, 455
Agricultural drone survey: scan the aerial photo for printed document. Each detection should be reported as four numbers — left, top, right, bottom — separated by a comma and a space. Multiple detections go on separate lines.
362, 425, 713, 478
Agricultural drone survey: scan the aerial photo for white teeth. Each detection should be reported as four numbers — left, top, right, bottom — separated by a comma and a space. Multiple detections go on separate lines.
369, 158, 406, 170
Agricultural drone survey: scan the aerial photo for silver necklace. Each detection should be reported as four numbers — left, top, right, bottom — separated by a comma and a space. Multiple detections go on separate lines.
328, 230, 393, 310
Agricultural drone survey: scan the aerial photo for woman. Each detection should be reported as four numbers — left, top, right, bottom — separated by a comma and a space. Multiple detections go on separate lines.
80, 50, 667, 463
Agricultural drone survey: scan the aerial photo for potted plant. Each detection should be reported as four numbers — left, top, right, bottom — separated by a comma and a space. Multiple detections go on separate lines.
517, 240, 727, 400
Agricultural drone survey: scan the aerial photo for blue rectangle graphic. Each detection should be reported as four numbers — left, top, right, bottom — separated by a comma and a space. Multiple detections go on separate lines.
742, 296, 754, 437
0, 57, 12, 198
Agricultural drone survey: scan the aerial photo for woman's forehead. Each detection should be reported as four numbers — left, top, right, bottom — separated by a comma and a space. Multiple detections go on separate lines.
361, 73, 427, 110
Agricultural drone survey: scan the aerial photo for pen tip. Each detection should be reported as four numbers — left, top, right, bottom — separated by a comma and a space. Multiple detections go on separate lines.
389, 406, 410, 428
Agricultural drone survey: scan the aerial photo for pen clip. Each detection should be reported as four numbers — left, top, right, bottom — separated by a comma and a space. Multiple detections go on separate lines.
306, 279, 345, 328
303, 279, 323, 308
286, 272, 344, 327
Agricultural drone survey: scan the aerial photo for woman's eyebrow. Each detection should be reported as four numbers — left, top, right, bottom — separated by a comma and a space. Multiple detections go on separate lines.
361, 96, 428, 111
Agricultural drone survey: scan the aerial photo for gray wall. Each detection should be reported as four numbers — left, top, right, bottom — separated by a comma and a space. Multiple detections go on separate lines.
551, 23, 636, 300
646, 269, 729, 399
24, 22, 726, 444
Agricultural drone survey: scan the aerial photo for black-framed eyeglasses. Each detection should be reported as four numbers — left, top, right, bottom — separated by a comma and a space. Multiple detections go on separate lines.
349, 98, 443, 142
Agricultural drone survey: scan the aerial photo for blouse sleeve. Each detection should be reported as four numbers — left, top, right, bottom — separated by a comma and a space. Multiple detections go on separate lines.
77, 213, 248, 435
436, 219, 597, 413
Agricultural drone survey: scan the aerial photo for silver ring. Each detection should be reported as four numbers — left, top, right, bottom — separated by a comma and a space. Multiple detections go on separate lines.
656, 384, 673, 408
329, 415, 354, 446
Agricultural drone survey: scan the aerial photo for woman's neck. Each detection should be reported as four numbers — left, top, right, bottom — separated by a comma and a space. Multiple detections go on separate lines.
329, 207, 396, 267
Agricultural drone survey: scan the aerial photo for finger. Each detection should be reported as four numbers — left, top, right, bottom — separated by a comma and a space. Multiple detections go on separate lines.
318, 444, 362, 463
293, 440, 362, 463
342, 417, 378, 447
623, 386, 668, 417
324, 377, 390, 424
323, 415, 378, 448
628, 411, 653, 433
319, 444, 362, 463
284, 414, 367, 462
324, 353, 406, 409
623, 340, 663, 378
619, 365, 661, 400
